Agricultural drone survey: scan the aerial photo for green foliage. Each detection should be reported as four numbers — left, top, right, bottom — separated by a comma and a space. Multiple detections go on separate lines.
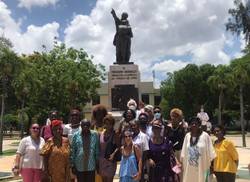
3, 114, 18, 125
0, 36, 13, 52
160, 64, 217, 120
11, 43, 105, 124
226, 0, 250, 46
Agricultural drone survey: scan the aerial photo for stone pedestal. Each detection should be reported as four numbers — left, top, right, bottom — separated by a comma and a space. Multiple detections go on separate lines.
108, 64, 140, 111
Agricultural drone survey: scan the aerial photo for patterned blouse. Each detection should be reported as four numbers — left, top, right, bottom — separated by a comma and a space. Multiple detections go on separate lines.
70, 130, 99, 172
40, 137, 70, 182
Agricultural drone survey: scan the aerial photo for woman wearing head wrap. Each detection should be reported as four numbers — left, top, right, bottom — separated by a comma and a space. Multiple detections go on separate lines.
181, 117, 216, 182
40, 120, 70, 182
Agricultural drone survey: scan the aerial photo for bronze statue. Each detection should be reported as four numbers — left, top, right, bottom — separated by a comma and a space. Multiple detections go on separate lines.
111, 8, 133, 64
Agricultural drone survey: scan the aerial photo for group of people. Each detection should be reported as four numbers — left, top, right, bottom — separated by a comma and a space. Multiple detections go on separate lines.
12, 99, 239, 182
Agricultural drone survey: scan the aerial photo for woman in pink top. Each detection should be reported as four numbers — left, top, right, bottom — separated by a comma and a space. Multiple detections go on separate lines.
13, 123, 45, 182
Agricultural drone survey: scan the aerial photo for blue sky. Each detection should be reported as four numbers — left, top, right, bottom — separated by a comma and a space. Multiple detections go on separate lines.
0, 0, 244, 87
4, 0, 96, 37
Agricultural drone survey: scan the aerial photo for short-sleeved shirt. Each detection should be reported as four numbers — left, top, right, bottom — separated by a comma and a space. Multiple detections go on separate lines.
132, 131, 149, 152
197, 112, 209, 126
213, 139, 238, 173
17, 136, 45, 169
63, 124, 81, 144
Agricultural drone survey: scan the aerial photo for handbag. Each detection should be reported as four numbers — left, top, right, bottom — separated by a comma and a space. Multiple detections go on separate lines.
41, 171, 51, 182
104, 132, 121, 161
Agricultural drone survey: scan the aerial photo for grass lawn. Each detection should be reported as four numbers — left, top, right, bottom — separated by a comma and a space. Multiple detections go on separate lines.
0, 149, 16, 156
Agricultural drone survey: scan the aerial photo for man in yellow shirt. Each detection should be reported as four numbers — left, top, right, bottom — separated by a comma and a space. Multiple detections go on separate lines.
213, 125, 239, 182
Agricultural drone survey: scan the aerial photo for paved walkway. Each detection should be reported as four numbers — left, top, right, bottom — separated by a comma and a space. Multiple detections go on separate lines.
0, 136, 250, 181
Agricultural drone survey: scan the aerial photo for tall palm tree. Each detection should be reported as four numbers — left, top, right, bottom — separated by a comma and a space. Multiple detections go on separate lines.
207, 65, 234, 125
226, 0, 250, 46
231, 56, 250, 147
0, 48, 22, 154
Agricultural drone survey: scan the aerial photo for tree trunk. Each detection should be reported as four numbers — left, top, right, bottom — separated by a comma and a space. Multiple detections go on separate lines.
20, 98, 25, 138
240, 84, 246, 147
0, 94, 5, 154
218, 89, 223, 125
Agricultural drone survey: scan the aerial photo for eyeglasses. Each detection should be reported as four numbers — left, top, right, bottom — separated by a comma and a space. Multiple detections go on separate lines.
124, 135, 132, 138
154, 111, 160, 113
32, 127, 40, 131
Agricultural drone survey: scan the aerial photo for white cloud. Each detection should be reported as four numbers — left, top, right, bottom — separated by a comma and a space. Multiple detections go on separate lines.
64, 0, 235, 82
191, 35, 231, 65
14, 22, 60, 54
18, 0, 59, 10
1, 0, 243, 84
0, 1, 59, 54
152, 59, 188, 73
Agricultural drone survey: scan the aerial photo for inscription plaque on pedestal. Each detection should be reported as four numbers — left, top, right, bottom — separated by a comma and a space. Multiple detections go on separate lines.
108, 64, 140, 111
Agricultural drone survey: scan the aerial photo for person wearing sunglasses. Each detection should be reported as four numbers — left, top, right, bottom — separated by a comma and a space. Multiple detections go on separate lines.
40, 120, 70, 182
13, 123, 45, 182
119, 129, 142, 182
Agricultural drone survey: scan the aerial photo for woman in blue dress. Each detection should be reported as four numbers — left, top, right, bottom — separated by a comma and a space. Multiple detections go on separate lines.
119, 129, 142, 182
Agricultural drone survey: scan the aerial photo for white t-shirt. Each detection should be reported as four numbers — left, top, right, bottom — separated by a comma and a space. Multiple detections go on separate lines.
17, 136, 45, 169
63, 124, 81, 144
181, 132, 216, 182
132, 131, 149, 152
197, 112, 209, 126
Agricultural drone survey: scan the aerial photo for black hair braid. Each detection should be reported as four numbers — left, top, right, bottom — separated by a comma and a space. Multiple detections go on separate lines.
190, 129, 202, 146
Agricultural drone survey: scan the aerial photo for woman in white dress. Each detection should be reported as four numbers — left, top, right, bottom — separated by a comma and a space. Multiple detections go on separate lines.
181, 117, 216, 182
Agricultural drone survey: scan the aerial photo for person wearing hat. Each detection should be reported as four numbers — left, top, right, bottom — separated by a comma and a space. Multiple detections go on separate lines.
40, 120, 70, 182
181, 117, 216, 182
70, 119, 99, 182
147, 120, 180, 182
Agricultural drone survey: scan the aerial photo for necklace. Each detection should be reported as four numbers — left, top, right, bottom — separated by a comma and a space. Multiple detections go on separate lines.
190, 131, 202, 146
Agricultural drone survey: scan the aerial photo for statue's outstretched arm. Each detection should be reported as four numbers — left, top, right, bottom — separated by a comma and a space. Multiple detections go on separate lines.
111, 8, 119, 22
